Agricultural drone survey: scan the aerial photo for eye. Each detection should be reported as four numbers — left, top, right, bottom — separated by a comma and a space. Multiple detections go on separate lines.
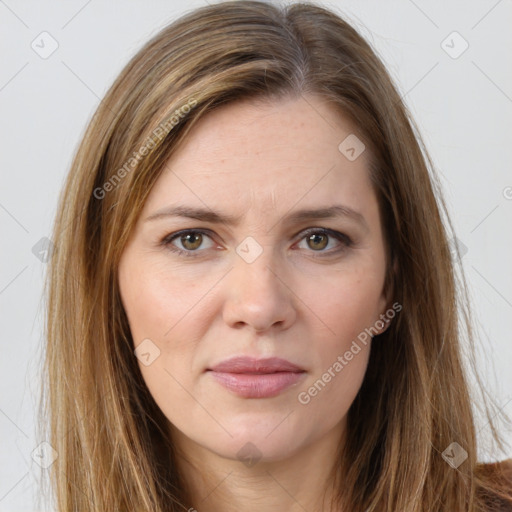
296, 228, 352, 254
162, 229, 216, 256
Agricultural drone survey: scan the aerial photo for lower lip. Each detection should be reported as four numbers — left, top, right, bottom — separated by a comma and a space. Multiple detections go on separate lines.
208, 371, 305, 398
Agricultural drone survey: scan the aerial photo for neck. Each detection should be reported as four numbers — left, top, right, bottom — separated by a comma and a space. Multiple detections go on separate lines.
172, 422, 346, 512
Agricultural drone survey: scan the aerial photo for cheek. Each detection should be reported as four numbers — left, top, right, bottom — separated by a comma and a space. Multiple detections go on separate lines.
119, 257, 211, 344
293, 279, 377, 429
304, 263, 386, 347
294, 262, 384, 407
118, 257, 216, 407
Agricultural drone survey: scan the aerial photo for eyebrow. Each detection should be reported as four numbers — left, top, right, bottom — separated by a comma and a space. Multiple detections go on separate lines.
145, 204, 368, 229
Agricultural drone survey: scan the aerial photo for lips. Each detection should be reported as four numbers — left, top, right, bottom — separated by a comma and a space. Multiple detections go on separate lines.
209, 356, 304, 374
207, 357, 306, 398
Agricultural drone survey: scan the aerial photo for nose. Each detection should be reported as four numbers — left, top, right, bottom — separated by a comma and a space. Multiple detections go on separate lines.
221, 248, 297, 333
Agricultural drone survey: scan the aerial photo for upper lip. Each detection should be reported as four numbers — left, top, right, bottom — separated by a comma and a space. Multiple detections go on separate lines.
208, 357, 305, 374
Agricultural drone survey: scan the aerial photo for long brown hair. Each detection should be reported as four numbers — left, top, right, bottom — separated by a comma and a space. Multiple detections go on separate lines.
42, 1, 511, 510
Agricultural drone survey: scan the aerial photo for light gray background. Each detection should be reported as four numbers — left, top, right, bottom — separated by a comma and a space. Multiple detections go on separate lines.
1, 0, 511, 510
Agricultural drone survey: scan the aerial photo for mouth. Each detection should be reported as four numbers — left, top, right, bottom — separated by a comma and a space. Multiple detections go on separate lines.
206, 357, 306, 399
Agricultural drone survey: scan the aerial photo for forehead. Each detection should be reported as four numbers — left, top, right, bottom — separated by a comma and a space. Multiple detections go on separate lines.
142, 94, 377, 221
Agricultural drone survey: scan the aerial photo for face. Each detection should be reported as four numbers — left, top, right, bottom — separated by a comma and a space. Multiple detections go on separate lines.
118, 94, 390, 464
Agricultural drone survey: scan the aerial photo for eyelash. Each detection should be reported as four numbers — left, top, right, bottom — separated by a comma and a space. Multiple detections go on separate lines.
160, 228, 353, 258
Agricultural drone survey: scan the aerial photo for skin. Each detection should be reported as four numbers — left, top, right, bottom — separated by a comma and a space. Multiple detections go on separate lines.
118, 94, 391, 511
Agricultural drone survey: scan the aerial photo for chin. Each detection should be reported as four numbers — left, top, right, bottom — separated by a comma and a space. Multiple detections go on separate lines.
203, 415, 310, 464
210, 435, 301, 465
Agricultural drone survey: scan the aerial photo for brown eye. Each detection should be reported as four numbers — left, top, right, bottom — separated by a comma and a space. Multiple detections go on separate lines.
296, 228, 352, 255
180, 232, 203, 250
306, 233, 328, 251
163, 229, 216, 256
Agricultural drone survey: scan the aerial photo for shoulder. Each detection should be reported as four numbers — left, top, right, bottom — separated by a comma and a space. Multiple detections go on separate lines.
477, 458, 512, 481
476, 459, 512, 511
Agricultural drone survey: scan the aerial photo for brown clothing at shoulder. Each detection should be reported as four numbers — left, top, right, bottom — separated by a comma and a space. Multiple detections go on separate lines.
476, 458, 512, 511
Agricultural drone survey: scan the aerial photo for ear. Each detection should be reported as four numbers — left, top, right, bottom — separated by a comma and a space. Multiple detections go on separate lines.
375, 256, 398, 336
376, 315, 392, 335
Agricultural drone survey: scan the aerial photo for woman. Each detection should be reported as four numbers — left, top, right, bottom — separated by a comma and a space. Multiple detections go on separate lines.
43, 1, 512, 510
